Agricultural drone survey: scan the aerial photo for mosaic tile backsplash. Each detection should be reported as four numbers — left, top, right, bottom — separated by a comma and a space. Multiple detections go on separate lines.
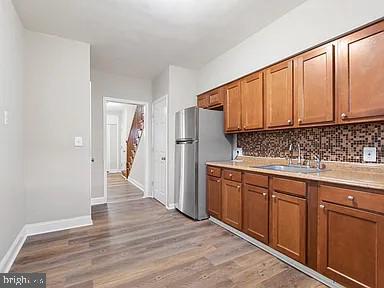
237, 122, 384, 163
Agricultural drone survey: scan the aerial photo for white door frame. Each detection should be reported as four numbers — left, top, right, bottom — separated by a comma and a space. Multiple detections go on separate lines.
152, 95, 168, 207
103, 97, 152, 201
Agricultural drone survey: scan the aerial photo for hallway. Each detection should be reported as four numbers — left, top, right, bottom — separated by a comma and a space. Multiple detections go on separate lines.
107, 173, 144, 203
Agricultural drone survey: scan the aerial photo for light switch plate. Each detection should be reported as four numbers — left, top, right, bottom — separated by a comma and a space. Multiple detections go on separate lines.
363, 147, 376, 162
74, 136, 83, 147
3, 110, 8, 125
233, 148, 243, 160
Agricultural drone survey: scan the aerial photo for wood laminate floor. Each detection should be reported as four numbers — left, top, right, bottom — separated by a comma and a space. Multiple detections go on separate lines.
107, 173, 144, 203
11, 183, 325, 287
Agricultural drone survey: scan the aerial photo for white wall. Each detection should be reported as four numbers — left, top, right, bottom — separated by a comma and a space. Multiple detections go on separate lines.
152, 67, 169, 101
152, 65, 197, 207
91, 70, 152, 198
197, 0, 384, 93
24, 31, 91, 223
0, 0, 25, 267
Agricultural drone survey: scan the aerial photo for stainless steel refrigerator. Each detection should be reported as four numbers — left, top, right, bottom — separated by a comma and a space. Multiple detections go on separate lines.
175, 106, 233, 220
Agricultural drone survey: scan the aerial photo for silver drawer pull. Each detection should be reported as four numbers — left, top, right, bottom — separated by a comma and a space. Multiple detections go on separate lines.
319, 204, 325, 209
347, 195, 354, 201
210, 169, 214, 173
237, 185, 240, 189
262, 192, 267, 197
216, 180, 220, 183
271, 195, 276, 198
229, 173, 233, 177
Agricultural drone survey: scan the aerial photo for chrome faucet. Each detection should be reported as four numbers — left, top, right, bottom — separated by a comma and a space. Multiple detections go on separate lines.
313, 153, 322, 170
288, 143, 302, 166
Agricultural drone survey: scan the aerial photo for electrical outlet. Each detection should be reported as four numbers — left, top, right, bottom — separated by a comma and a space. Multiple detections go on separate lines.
363, 147, 376, 162
74, 136, 83, 147
233, 148, 243, 160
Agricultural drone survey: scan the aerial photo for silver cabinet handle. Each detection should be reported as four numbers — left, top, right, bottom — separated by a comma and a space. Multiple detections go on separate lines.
237, 185, 241, 189
210, 169, 214, 173
262, 192, 267, 197
288, 119, 292, 125
341, 113, 347, 120
271, 195, 276, 198
347, 195, 354, 201
216, 180, 220, 183
229, 173, 233, 177
319, 204, 325, 209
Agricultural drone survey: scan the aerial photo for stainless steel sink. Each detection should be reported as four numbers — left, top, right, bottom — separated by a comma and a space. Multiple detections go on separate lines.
252, 164, 326, 174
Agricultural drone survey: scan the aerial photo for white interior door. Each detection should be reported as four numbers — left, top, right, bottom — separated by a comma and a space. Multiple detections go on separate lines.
152, 96, 167, 205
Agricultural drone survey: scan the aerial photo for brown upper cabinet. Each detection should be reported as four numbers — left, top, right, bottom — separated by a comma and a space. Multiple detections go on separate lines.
240, 72, 264, 131
265, 60, 294, 129
197, 94, 209, 109
337, 21, 384, 123
224, 81, 242, 133
197, 87, 224, 109
197, 20, 384, 132
295, 43, 335, 126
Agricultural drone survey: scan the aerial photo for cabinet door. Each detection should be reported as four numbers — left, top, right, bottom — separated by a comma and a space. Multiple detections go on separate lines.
208, 88, 224, 107
224, 81, 242, 132
318, 202, 384, 288
241, 72, 264, 131
338, 21, 384, 123
207, 176, 222, 219
265, 60, 294, 128
243, 184, 268, 244
271, 192, 306, 264
197, 94, 209, 108
295, 44, 335, 126
222, 179, 242, 229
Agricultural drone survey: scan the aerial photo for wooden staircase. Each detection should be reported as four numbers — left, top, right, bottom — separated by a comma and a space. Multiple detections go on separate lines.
123, 105, 144, 178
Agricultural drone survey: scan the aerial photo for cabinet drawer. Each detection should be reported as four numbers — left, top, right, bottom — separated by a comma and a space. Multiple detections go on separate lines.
272, 177, 306, 197
207, 166, 221, 177
243, 172, 268, 188
198, 95, 209, 108
223, 169, 242, 182
319, 184, 384, 214
209, 89, 223, 106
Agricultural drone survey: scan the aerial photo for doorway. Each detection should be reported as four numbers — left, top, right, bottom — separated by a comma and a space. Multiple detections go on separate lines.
103, 97, 151, 203
152, 95, 167, 205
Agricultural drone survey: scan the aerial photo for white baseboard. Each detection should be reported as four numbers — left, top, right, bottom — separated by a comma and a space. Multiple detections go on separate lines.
128, 177, 144, 191
166, 203, 175, 210
91, 196, 107, 206
209, 217, 343, 288
0, 226, 27, 273
0, 215, 92, 272
107, 169, 122, 174
25, 216, 93, 236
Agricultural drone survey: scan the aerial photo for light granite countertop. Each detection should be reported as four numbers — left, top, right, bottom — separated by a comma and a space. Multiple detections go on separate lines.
206, 156, 384, 191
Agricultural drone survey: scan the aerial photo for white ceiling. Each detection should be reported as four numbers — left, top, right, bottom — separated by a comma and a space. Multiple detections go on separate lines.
12, 0, 306, 79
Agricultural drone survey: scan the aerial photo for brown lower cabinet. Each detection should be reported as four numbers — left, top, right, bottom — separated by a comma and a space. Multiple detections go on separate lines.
243, 184, 269, 244
271, 191, 307, 264
318, 185, 384, 288
206, 175, 222, 219
221, 178, 242, 230
206, 166, 384, 287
